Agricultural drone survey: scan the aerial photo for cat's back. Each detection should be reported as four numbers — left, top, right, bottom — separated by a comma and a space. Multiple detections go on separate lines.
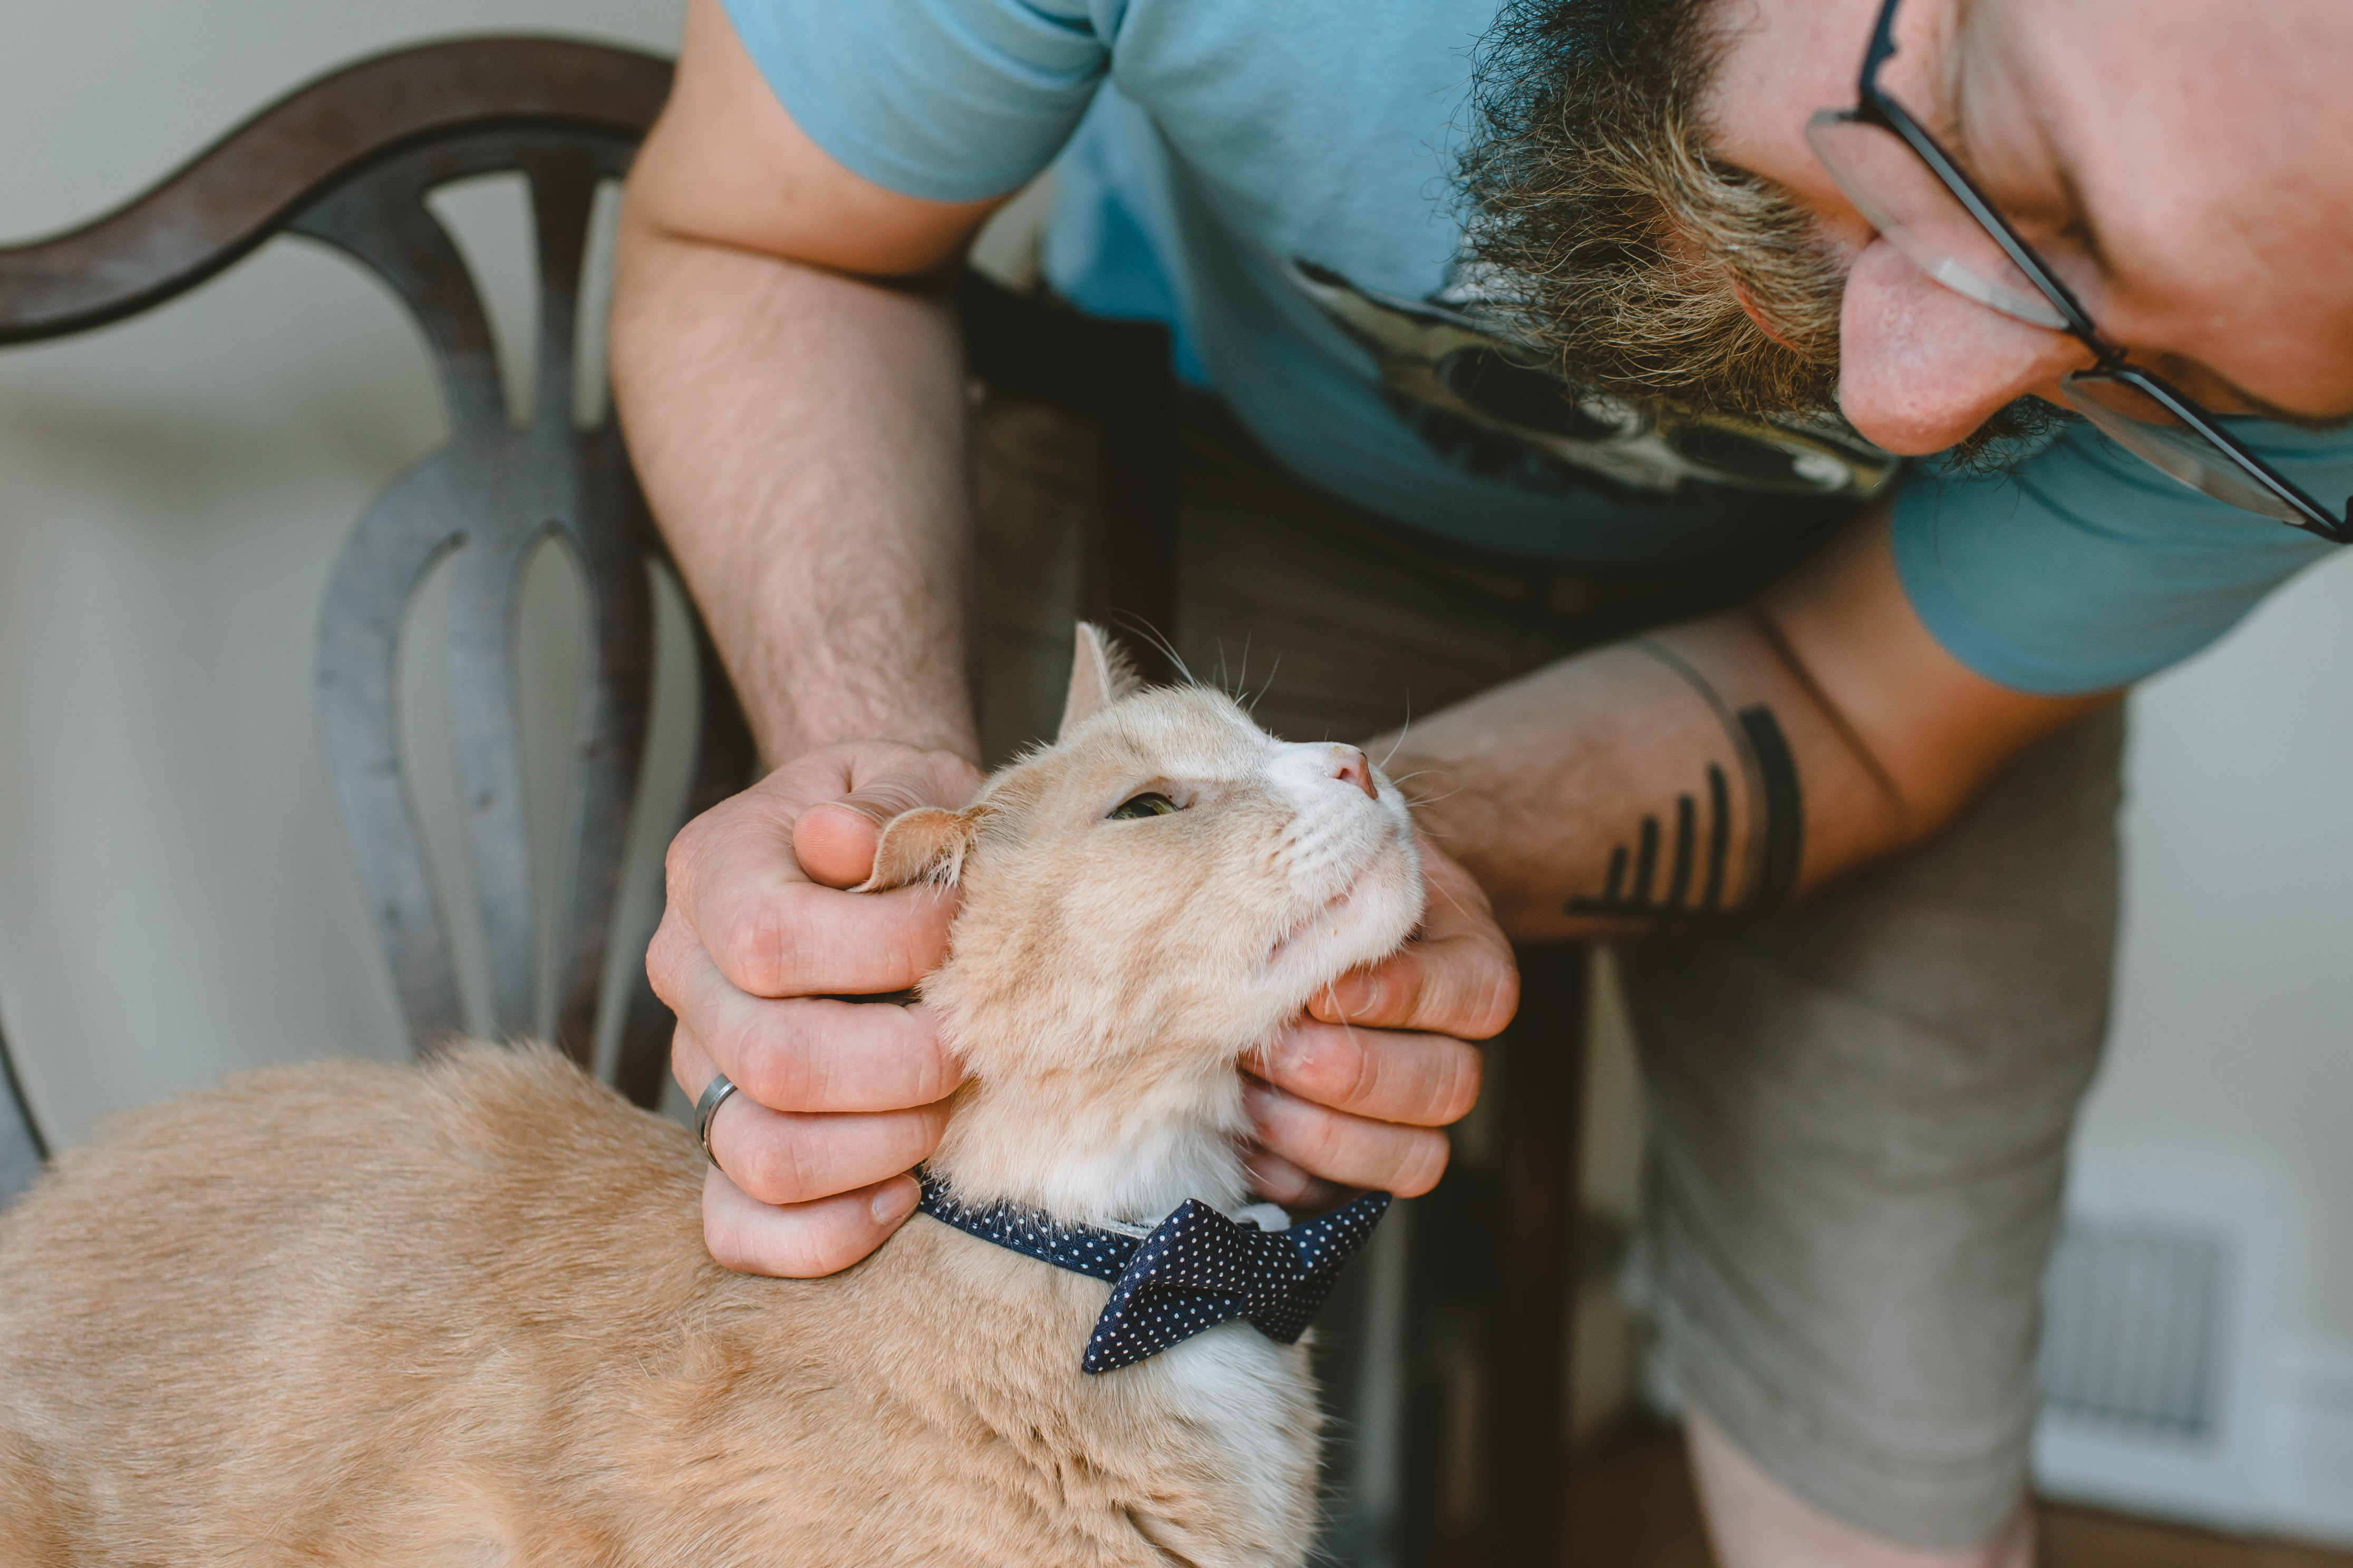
0, 1043, 705, 1323
0, 1045, 718, 1559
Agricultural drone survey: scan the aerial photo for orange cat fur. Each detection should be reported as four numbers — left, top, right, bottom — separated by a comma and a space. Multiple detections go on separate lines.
0, 625, 1425, 1567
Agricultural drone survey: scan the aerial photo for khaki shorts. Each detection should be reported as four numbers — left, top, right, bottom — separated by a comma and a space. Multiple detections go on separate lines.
970, 389, 2119, 1553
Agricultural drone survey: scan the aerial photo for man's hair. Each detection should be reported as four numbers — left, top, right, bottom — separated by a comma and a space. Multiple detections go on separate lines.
1456, 0, 2058, 456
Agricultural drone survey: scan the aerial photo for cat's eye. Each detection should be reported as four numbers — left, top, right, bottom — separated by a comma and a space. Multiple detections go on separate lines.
1107, 792, 1181, 822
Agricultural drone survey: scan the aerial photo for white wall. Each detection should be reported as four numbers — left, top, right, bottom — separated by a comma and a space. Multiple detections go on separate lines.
2097, 552, 2353, 1350
4, 0, 2350, 1518
2081, 557, 2353, 1538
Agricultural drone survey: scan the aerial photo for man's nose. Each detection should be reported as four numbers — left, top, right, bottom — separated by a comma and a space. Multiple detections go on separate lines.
1835, 240, 2095, 455
1326, 744, 1376, 799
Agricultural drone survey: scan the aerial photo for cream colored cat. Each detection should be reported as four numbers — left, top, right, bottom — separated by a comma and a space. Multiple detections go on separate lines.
0, 625, 1424, 1568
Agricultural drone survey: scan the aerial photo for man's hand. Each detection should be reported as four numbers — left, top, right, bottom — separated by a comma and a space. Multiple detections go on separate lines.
654, 742, 983, 1279
1242, 841, 1515, 1212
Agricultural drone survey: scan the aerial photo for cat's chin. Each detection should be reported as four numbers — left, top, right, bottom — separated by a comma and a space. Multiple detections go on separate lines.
1260, 830, 1422, 994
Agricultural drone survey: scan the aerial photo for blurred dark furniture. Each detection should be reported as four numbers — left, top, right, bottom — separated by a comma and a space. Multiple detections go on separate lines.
0, 36, 1583, 1565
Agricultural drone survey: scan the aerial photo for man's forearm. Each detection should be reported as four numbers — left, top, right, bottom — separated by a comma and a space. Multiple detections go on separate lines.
1382, 518, 2112, 943
610, 225, 977, 767
1381, 615, 1906, 942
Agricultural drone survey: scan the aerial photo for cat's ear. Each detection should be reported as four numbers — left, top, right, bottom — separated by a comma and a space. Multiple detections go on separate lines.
854, 806, 982, 892
1057, 622, 1143, 741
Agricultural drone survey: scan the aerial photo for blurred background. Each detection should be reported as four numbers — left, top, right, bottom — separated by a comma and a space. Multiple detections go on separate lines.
2, 0, 2349, 1557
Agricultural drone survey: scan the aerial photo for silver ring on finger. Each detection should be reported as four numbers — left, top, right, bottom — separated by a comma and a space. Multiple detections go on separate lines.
694, 1072, 741, 1165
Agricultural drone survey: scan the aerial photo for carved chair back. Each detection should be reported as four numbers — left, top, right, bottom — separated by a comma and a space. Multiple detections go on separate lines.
0, 40, 735, 1114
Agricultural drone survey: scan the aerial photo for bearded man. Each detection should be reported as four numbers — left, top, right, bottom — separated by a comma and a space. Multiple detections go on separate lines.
608, 0, 2353, 1561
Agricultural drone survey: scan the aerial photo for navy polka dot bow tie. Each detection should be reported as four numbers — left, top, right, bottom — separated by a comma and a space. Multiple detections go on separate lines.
914, 1168, 1390, 1374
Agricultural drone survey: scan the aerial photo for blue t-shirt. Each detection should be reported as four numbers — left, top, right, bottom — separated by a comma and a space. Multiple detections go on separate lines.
722, 0, 2350, 695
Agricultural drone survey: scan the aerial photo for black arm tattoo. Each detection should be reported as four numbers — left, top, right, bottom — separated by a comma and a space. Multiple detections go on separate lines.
1565, 641, 1804, 922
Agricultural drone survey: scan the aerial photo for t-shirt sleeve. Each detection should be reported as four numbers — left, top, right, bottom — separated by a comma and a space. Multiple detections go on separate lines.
720, 0, 1117, 203
1890, 419, 2352, 695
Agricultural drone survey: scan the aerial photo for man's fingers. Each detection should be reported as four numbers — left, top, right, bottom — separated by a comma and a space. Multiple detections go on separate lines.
1239, 1143, 1352, 1216
1257, 1018, 1481, 1127
1310, 937, 1518, 1040
664, 745, 980, 997
1242, 1077, 1454, 1199
688, 866, 961, 1000
702, 1164, 920, 1279
1241, 1143, 1317, 1205
657, 938, 958, 1112
657, 863, 958, 1001
677, 1032, 948, 1205
703, 1086, 948, 1206
1309, 841, 1517, 1038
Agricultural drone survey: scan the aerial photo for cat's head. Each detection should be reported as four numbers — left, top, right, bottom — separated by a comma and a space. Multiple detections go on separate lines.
863, 625, 1424, 1090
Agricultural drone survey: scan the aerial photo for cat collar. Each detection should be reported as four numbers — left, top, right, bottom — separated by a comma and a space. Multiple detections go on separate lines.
912, 1167, 1389, 1374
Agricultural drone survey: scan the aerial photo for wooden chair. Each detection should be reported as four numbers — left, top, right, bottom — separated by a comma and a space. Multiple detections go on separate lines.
0, 36, 1583, 1565
0, 38, 744, 1113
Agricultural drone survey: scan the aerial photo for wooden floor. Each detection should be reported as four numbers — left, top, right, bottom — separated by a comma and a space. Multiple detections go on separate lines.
1565, 1426, 2353, 1567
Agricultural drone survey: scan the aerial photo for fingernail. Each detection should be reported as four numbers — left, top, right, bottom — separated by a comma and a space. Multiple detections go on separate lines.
872, 1177, 918, 1226
1325, 974, 1379, 1017
1242, 1080, 1276, 1123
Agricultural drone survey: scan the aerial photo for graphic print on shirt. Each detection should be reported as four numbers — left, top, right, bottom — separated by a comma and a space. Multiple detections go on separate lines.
1285, 258, 1899, 505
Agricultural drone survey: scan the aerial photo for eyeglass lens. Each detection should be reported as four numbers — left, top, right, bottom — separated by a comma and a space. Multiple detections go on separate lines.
1805, 111, 2067, 330
2057, 375, 2313, 524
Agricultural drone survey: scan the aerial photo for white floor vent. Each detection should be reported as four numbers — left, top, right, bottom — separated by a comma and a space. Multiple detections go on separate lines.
2031, 1167, 2277, 1532
1633, 1161, 2352, 1542
2039, 1220, 2228, 1440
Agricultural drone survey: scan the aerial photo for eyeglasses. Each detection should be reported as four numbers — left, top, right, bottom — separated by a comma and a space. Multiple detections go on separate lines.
1805, 0, 2351, 543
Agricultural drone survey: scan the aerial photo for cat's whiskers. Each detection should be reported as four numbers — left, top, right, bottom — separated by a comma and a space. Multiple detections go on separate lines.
1218, 631, 1261, 710
1115, 615, 1195, 687
1250, 652, 1283, 716
1425, 875, 1474, 923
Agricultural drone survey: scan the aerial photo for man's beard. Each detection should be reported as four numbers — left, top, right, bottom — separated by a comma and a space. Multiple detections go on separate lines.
1456, 0, 2060, 464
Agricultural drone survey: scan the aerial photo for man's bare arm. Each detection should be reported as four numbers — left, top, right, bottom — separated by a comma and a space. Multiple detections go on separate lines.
610, 0, 1018, 1276
611, 0, 1004, 764
1378, 509, 2115, 943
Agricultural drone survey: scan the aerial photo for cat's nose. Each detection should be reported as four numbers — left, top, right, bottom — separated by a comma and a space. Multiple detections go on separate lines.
1327, 745, 1377, 800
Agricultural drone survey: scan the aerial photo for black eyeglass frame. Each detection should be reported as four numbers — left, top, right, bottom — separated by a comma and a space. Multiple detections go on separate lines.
1826, 0, 2351, 544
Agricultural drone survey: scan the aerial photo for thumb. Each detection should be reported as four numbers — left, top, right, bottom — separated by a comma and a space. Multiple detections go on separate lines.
796, 767, 974, 891
795, 802, 883, 889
